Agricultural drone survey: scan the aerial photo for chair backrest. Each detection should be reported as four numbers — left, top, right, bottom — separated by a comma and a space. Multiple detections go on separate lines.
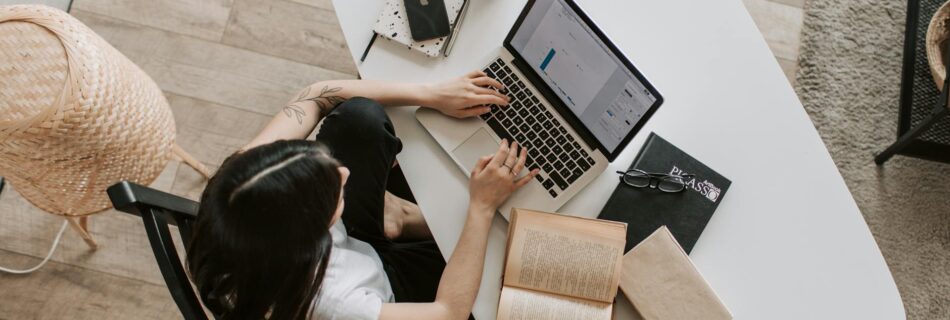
107, 181, 208, 320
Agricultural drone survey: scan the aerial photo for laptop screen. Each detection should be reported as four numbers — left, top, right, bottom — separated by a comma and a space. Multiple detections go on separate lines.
509, 0, 657, 154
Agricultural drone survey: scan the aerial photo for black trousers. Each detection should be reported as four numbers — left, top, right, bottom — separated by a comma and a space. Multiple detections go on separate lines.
315, 97, 446, 303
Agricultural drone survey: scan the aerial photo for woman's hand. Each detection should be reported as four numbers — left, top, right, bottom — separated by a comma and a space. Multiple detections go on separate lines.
423, 70, 510, 118
382, 141, 535, 319
468, 139, 540, 216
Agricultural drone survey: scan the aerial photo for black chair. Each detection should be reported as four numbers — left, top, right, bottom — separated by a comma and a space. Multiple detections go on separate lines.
875, 0, 950, 165
105, 165, 419, 319
107, 181, 208, 320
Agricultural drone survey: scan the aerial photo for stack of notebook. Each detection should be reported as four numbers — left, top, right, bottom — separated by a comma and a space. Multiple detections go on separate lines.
373, 0, 465, 57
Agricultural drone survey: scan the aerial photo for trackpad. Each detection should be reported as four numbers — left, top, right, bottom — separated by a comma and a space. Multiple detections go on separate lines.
452, 128, 500, 172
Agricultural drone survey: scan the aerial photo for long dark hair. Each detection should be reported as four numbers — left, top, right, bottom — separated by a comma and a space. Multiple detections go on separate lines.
187, 140, 342, 319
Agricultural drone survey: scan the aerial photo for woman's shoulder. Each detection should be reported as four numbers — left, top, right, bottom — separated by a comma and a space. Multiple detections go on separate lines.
320, 227, 393, 299
314, 221, 393, 319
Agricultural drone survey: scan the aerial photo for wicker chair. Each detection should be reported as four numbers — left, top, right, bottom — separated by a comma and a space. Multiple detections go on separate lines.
0, 5, 210, 248
875, 0, 950, 165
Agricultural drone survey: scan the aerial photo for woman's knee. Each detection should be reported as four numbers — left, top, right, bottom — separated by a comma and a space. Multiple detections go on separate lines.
333, 96, 386, 119
322, 97, 397, 144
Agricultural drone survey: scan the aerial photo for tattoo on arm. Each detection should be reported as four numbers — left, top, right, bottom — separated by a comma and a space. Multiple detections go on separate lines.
282, 85, 346, 125
282, 104, 307, 125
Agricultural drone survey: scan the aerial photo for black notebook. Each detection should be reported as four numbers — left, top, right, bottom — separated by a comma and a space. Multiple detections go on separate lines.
598, 133, 730, 254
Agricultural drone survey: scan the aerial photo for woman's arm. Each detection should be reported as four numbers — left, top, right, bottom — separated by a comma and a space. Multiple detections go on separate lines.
380, 141, 539, 320
242, 71, 508, 151
379, 205, 492, 320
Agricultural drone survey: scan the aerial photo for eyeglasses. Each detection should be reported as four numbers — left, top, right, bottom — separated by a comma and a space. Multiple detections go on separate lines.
616, 169, 694, 193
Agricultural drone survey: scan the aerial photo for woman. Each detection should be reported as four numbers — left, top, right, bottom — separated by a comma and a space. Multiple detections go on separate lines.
187, 71, 540, 319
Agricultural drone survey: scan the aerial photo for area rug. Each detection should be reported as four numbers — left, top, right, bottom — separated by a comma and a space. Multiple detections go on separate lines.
796, 0, 950, 318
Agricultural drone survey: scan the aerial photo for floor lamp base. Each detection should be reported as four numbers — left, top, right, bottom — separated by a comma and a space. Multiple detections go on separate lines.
67, 216, 97, 250
0, 143, 210, 252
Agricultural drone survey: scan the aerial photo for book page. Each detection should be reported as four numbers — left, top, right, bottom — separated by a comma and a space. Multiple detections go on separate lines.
504, 209, 626, 303
496, 286, 612, 320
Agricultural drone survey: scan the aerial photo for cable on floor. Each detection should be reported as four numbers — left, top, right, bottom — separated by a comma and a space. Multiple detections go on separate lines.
0, 219, 69, 274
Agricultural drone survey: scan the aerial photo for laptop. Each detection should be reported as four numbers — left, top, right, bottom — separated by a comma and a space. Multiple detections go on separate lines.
416, 0, 663, 219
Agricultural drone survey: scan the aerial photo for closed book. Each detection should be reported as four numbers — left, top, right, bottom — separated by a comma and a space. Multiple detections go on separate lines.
619, 226, 732, 320
597, 132, 730, 253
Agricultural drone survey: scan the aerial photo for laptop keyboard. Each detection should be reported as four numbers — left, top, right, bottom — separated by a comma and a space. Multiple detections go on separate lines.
480, 58, 596, 198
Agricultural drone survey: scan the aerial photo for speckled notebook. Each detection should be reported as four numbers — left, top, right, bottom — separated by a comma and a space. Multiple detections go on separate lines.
373, 0, 465, 57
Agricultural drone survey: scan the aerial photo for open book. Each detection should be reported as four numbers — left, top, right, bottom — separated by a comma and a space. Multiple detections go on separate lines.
497, 208, 627, 320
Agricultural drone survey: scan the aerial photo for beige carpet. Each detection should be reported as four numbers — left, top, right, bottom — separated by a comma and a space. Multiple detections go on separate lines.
796, 0, 950, 318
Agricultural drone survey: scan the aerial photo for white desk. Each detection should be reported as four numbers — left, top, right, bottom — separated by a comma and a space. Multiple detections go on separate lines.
332, 1, 905, 318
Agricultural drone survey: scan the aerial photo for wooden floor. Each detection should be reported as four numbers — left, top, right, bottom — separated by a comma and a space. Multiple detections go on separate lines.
0, 0, 804, 318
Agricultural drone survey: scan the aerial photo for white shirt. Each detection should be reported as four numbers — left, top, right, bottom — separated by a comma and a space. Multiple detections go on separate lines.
310, 221, 394, 319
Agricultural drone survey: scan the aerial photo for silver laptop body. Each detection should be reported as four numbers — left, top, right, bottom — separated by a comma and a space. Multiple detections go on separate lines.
416, 0, 663, 219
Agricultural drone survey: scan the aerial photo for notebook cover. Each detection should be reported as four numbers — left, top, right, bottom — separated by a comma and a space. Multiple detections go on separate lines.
597, 132, 730, 253
374, 0, 465, 57
619, 226, 732, 320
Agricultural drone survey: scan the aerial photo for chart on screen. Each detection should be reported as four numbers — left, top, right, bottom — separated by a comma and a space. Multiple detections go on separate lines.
519, 1, 615, 115
510, 0, 657, 151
